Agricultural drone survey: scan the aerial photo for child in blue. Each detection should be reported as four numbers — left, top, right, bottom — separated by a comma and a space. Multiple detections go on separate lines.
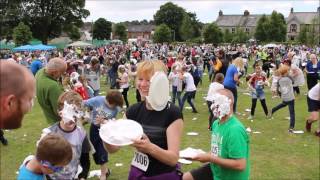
17, 133, 72, 180
83, 90, 124, 180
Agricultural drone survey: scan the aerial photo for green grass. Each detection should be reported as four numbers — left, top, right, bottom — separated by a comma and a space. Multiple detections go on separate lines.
1, 68, 319, 180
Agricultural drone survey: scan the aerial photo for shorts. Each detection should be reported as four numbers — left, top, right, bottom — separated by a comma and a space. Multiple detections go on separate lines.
90, 124, 108, 164
251, 89, 265, 99
307, 96, 320, 112
190, 163, 213, 180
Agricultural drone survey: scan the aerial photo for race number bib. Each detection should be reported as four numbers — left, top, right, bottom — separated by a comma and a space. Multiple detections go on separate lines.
131, 151, 149, 171
211, 144, 219, 157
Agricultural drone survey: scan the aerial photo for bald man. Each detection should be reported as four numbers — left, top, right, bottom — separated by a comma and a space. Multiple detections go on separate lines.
0, 61, 36, 129
183, 89, 250, 180
35, 57, 67, 123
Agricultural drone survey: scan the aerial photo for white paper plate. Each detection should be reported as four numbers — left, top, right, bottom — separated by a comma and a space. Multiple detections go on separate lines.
178, 158, 192, 164
146, 72, 170, 111
187, 132, 199, 136
99, 119, 143, 146
180, 147, 206, 158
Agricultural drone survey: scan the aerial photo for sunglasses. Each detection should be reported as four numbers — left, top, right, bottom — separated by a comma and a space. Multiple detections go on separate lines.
40, 160, 64, 172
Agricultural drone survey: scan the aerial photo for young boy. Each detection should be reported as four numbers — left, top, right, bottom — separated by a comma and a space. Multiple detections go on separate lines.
271, 65, 296, 132
17, 133, 72, 180
206, 73, 224, 129
83, 90, 124, 180
41, 91, 91, 180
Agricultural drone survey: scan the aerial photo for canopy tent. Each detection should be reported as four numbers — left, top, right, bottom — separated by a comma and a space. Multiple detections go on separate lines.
0, 41, 15, 50
48, 37, 72, 49
28, 39, 42, 45
67, 41, 93, 47
90, 39, 111, 47
12, 45, 33, 52
263, 43, 278, 48
12, 44, 56, 52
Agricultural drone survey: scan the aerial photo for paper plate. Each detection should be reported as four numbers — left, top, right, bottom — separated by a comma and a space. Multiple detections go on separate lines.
146, 71, 170, 111
179, 147, 206, 159
99, 119, 143, 146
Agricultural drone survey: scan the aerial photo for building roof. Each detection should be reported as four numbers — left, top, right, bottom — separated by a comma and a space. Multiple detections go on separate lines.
215, 14, 263, 27
127, 25, 155, 33
286, 12, 319, 24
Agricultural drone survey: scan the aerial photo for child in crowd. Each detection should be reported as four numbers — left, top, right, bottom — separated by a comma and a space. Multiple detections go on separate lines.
206, 73, 224, 129
84, 57, 101, 96
83, 90, 124, 180
247, 65, 270, 119
168, 64, 183, 108
271, 65, 296, 133
41, 91, 91, 180
17, 133, 72, 180
117, 65, 130, 108
270, 68, 281, 98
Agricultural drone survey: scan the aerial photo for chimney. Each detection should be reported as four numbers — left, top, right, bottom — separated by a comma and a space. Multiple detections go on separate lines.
244, 10, 250, 16
219, 10, 223, 16
291, 8, 294, 13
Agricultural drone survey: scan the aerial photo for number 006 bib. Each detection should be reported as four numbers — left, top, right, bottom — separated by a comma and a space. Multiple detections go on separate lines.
131, 151, 149, 171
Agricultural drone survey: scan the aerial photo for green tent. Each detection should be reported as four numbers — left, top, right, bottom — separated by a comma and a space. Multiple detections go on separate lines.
0, 41, 15, 50
28, 39, 42, 45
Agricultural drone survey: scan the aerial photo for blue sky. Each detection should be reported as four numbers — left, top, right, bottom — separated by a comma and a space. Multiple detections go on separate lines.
85, 0, 319, 23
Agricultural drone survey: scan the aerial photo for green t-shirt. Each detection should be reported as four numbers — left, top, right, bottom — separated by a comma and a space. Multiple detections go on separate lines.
210, 115, 250, 180
35, 68, 64, 123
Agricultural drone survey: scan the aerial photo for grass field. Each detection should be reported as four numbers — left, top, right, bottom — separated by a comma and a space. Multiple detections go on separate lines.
1, 67, 319, 180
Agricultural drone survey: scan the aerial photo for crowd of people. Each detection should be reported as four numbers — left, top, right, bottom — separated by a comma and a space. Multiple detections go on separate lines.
0, 42, 319, 180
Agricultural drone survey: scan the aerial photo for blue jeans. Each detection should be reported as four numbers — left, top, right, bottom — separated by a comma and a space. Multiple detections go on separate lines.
172, 86, 182, 108
272, 100, 295, 129
181, 91, 197, 112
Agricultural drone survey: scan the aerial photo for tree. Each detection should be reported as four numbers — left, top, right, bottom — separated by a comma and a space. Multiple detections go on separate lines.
298, 26, 308, 44
232, 27, 249, 43
67, 25, 80, 41
202, 23, 223, 44
179, 14, 194, 41
154, 2, 186, 41
113, 23, 127, 42
255, 15, 269, 42
268, 11, 286, 42
152, 24, 172, 43
93, 18, 112, 40
187, 12, 202, 38
16, 0, 89, 44
223, 29, 233, 43
12, 22, 32, 46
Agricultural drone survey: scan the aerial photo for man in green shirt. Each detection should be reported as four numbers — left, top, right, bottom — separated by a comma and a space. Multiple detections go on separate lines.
35, 57, 67, 123
183, 89, 250, 180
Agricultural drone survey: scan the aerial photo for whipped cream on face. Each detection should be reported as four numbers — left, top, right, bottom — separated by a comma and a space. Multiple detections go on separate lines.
60, 101, 82, 123
210, 94, 231, 119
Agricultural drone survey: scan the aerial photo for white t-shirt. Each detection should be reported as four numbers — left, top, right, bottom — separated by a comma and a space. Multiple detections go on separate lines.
206, 82, 224, 101
183, 72, 196, 92
119, 72, 130, 89
308, 83, 320, 101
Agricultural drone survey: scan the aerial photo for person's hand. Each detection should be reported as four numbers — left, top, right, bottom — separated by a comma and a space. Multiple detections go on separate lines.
131, 134, 154, 154
185, 152, 213, 163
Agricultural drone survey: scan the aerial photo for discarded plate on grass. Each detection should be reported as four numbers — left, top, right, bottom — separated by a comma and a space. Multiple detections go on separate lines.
253, 131, 261, 134
246, 127, 252, 133
185, 107, 192, 110
88, 170, 101, 178
243, 92, 251, 96
192, 117, 197, 121
245, 109, 251, 112
187, 132, 199, 136
285, 117, 290, 120
115, 163, 123, 167
292, 130, 304, 134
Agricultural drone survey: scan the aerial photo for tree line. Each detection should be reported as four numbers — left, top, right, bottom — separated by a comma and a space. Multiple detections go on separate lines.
1, 1, 318, 46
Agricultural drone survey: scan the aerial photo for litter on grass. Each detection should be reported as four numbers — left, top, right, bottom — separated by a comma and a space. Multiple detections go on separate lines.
187, 132, 199, 136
